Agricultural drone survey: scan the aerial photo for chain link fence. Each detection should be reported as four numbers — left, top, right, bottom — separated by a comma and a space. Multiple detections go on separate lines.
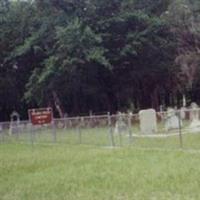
1, 109, 200, 150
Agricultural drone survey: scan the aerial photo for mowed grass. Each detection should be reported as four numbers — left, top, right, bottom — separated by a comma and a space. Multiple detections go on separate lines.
2, 125, 200, 150
1, 142, 200, 200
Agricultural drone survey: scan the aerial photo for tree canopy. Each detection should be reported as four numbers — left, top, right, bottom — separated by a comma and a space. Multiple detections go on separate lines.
0, 0, 200, 120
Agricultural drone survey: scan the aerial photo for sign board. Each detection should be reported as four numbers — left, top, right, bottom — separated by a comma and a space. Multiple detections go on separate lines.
28, 108, 53, 125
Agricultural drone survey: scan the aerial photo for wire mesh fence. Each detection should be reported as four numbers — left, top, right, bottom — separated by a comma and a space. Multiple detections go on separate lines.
1, 108, 200, 150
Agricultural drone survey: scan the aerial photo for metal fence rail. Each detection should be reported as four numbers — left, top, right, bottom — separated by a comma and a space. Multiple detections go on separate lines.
1, 109, 200, 149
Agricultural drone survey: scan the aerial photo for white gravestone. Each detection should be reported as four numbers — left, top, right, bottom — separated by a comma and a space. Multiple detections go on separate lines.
139, 109, 157, 134
180, 107, 186, 120
189, 102, 200, 132
190, 103, 199, 121
165, 108, 181, 131
9, 111, 20, 135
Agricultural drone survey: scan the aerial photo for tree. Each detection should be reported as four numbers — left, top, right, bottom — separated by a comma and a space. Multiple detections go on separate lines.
165, 0, 200, 104
0, 0, 194, 120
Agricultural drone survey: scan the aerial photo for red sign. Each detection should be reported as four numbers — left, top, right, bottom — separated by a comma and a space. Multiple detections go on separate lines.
28, 108, 53, 125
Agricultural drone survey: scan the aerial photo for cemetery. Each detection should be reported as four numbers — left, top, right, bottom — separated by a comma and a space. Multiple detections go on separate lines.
1, 103, 200, 149
1, 104, 200, 200
2, 0, 200, 199
1, 106, 200, 200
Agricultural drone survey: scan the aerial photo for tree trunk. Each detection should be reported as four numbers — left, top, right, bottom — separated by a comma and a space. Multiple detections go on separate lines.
52, 91, 64, 118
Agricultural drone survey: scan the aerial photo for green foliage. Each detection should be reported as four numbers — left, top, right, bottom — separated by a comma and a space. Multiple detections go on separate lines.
1, 0, 199, 120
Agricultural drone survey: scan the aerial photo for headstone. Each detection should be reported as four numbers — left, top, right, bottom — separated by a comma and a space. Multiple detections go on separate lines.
189, 102, 200, 132
180, 107, 186, 120
139, 109, 157, 134
114, 112, 127, 134
190, 102, 199, 120
165, 108, 181, 131
9, 111, 20, 135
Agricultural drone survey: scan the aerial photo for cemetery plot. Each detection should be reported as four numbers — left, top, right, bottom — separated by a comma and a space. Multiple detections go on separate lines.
1, 105, 200, 150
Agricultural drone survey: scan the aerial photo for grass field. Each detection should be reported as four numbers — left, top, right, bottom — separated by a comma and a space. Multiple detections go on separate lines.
1, 138, 200, 200
2, 124, 200, 149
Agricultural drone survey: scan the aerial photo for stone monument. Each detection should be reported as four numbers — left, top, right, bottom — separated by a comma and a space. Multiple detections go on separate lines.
165, 108, 181, 131
9, 111, 20, 135
180, 106, 186, 120
189, 102, 200, 132
139, 109, 157, 134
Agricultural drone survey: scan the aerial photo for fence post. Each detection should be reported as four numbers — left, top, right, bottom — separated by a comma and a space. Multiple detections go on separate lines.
78, 117, 82, 144
30, 124, 34, 147
178, 110, 183, 148
117, 112, 123, 147
64, 113, 68, 129
107, 112, 115, 147
128, 112, 133, 145
52, 120, 57, 143
0, 124, 3, 143
17, 123, 21, 141
118, 131, 122, 146
78, 127, 82, 144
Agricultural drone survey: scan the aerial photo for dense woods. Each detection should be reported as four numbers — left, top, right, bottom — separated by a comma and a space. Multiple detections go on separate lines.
1, 0, 200, 121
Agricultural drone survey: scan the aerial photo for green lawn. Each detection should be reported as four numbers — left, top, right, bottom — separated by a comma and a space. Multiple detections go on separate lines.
1, 142, 200, 200
2, 125, 200, 149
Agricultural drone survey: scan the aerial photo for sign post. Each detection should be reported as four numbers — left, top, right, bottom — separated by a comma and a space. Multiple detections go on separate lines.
28, 108, 56, 143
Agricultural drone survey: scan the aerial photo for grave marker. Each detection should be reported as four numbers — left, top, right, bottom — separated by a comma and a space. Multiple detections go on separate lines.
9, 111, 20, 135
189, 102, 200, 132
139, 109, 157, 134
165, 108, 181, 131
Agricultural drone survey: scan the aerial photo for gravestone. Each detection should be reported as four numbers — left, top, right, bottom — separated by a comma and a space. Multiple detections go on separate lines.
165, 108, 181, 131
9, 111, 20, 135
189, 102, 200, 132
114, 112, 127, 134
180, 107, 186, 120
139, 109, 157, 134
190, 103, 199, 120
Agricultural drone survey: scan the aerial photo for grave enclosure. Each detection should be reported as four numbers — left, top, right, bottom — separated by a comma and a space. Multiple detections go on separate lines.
1, 104, 200, 149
